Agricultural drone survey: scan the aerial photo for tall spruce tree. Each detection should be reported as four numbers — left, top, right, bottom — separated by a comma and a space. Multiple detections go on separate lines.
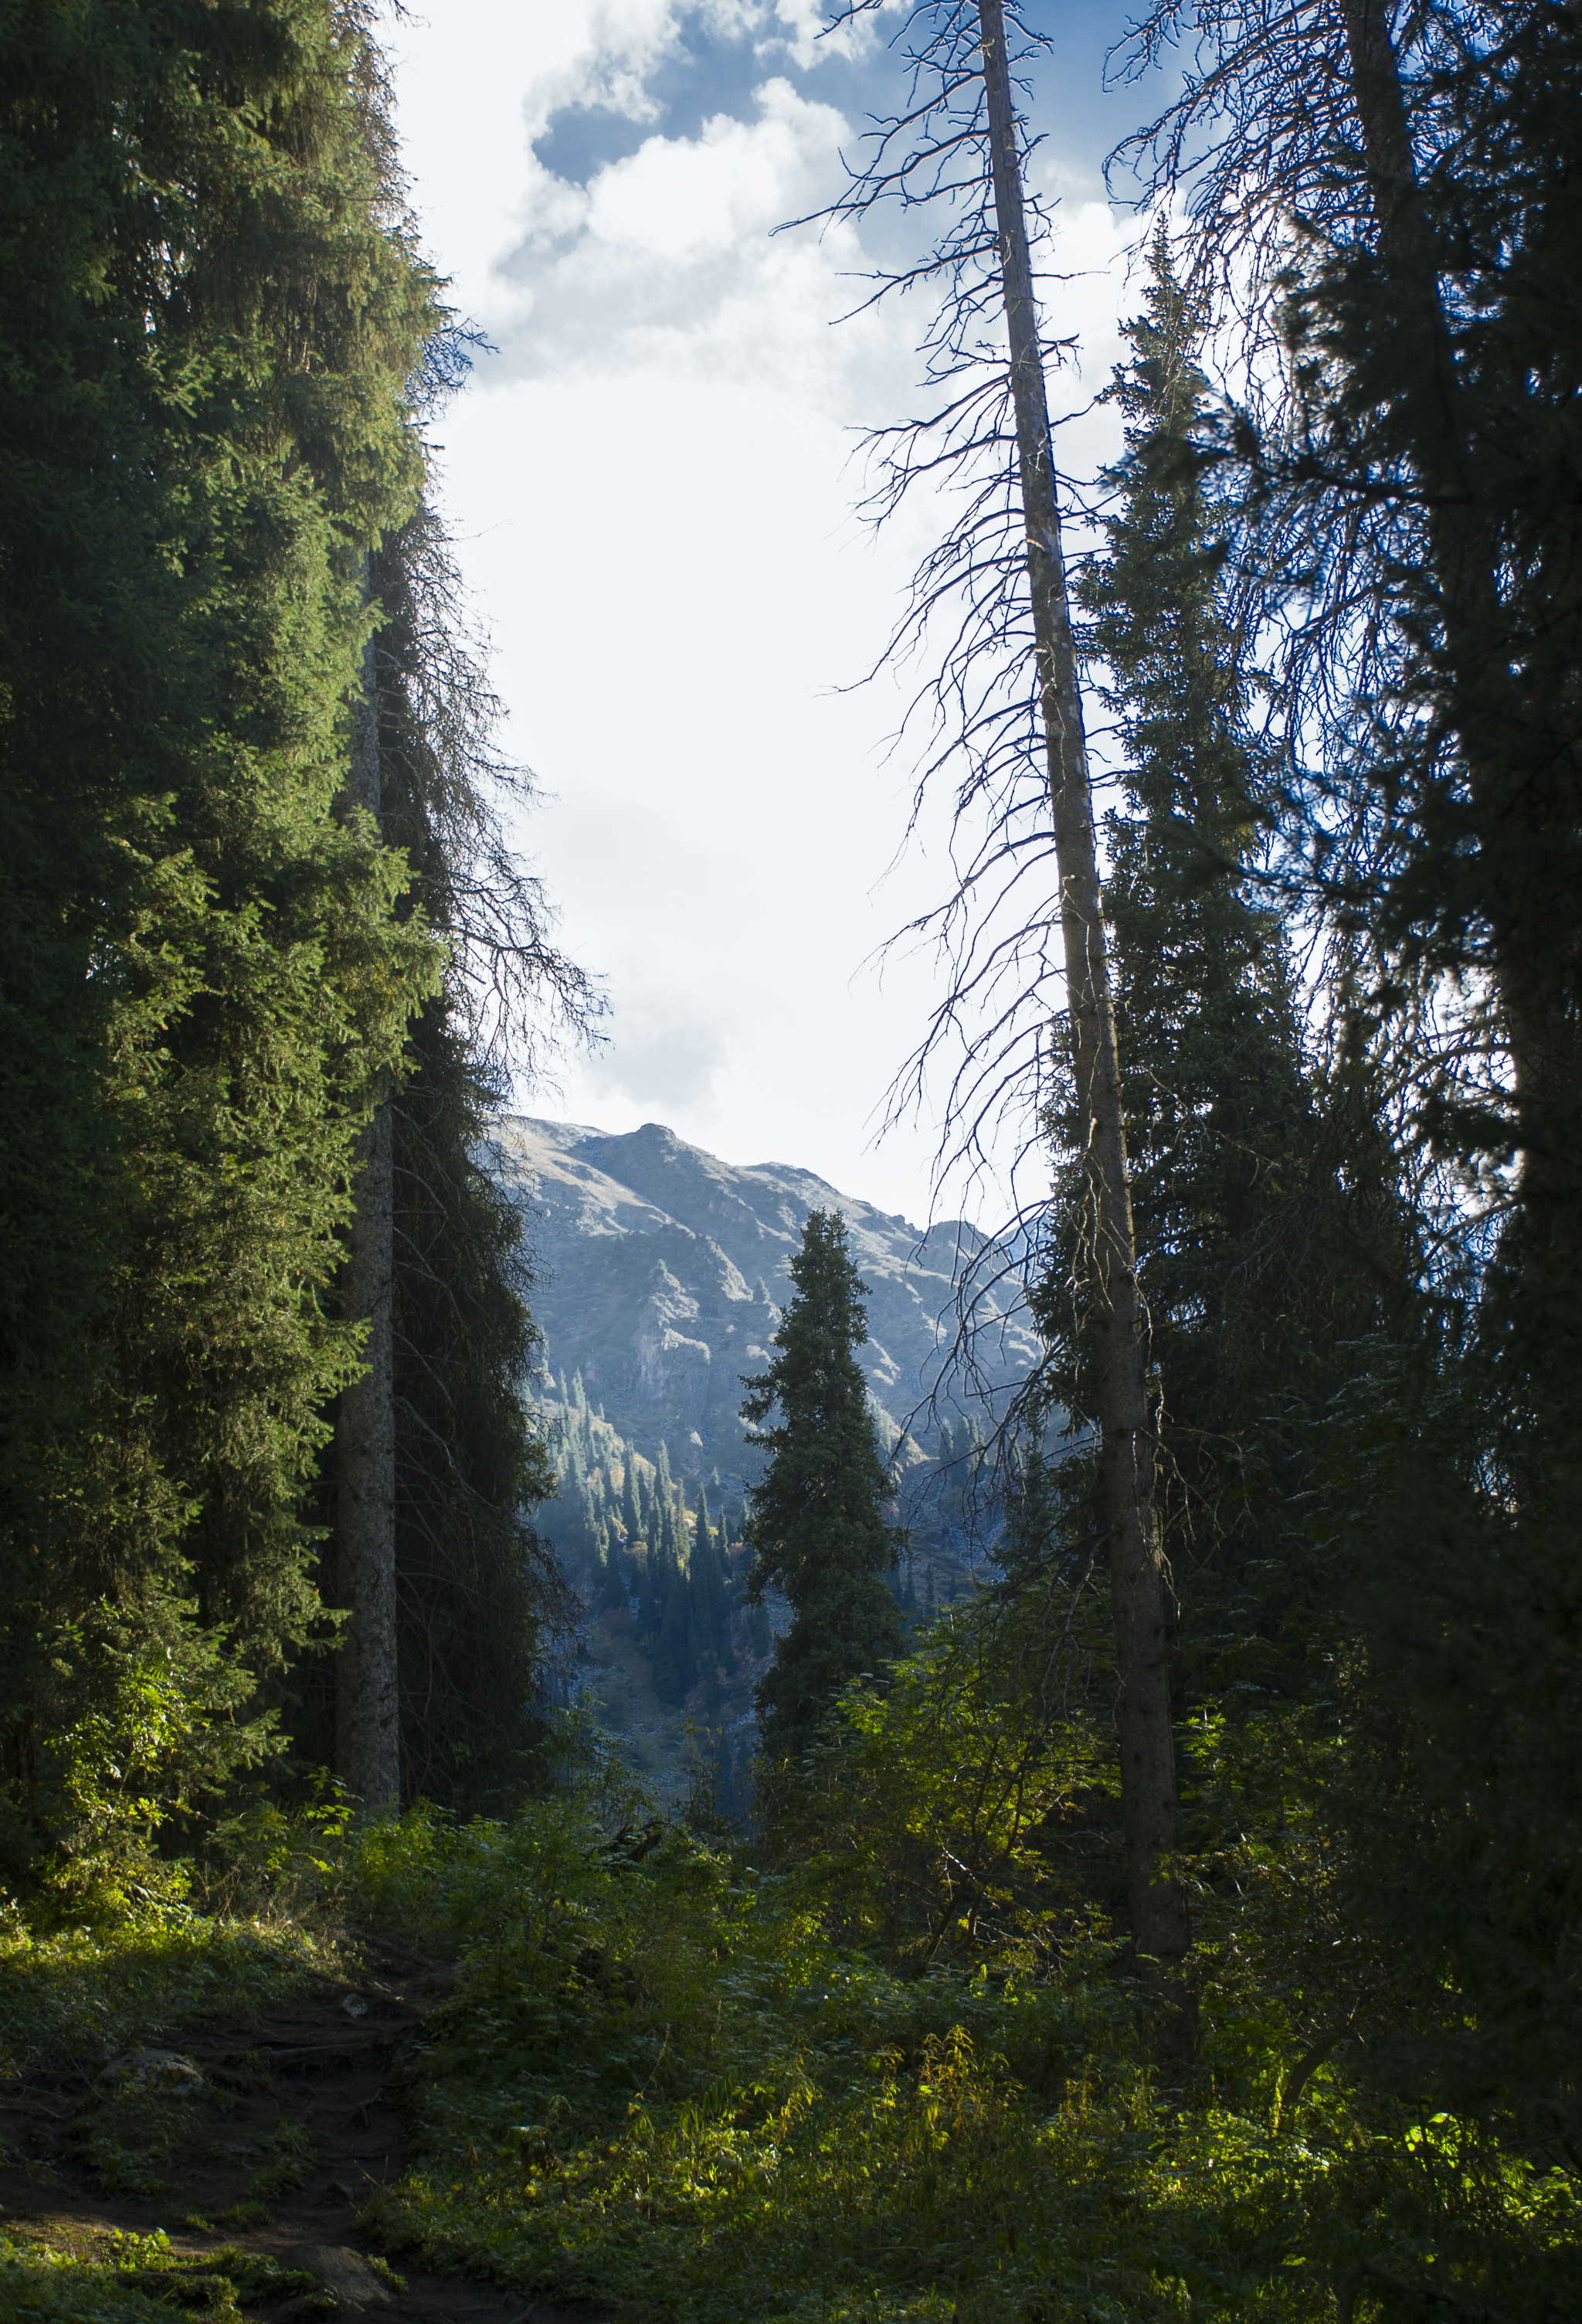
0, 0, 585, 1870
0, 0, 441, 1890
1295, 3, 1582, 2137
1118, 0, 1582, 2133
742, 1211, 904, 1764
348, 505, 570, 1809
1041, 238, 1401, 1677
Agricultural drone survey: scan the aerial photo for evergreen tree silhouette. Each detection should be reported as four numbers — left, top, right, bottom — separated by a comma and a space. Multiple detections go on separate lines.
742, 1211, 904, 1762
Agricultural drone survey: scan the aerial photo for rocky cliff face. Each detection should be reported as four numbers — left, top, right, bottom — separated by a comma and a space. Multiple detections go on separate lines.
492, 1116, 1038, 1497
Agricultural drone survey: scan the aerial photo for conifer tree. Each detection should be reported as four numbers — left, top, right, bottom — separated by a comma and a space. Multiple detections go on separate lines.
742, 1211, 904, 1763
1041, 236, 1399, 1667
0, 0, 443, 1885
693, 1505, 735, 1675
336, 628, 402, 1811
639, 1538, 664, 1639
1119, 1, 1582, 2127
654, 1545, 691, 1707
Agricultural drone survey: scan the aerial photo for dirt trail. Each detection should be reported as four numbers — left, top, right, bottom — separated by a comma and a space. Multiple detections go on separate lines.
0, 1934, 600, 2324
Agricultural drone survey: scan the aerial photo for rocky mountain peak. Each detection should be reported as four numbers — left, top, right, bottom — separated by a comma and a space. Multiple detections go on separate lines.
492, 1116, 1037, 1490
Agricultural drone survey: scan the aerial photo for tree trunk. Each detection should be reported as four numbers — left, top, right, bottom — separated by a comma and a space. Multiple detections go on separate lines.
977, 0, 1189, 1985
334, 623, 400, 1810
1339, 0, 1582, 1223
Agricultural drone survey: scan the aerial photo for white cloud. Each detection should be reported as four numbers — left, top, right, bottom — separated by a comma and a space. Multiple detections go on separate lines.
386, 0, 684, 324
772, 0, 896, 73
513, 0, 686, 134
387, 4, 1138, 1225
582, 79, 822, 260
586, 995, 726, 1112
478, 76, 918, 416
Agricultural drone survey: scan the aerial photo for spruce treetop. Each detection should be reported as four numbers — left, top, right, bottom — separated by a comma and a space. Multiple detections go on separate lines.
742, 1211, 904, 1764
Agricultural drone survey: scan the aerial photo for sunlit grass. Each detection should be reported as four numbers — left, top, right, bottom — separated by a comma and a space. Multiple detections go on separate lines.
0, 1904, 340, 2085
0, 2230, 317, 2324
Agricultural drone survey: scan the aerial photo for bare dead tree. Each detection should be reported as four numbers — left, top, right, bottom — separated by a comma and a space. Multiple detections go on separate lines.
331, 412, 597, 1813
807, 0, 1190, 1998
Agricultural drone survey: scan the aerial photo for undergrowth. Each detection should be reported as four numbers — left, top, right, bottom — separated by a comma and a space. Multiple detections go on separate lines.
335, 1756, 1580, 2324
0, 1844, 346, 2324
0, 1907, 339, 2089
0, 1710, 1575, 2324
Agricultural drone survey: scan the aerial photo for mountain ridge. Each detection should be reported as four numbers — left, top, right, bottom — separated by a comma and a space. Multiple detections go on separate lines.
492, 1115, 1037, 1491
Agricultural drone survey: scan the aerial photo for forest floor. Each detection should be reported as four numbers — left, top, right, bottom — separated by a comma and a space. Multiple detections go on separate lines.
5, 1781, 1574, 2324
0, 1924, 605, 2324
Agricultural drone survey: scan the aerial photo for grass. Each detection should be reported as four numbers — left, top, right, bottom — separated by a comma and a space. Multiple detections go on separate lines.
0, 2231, 317, 2324
0, 1880, 345, 2324
0, 1902, 341, 2089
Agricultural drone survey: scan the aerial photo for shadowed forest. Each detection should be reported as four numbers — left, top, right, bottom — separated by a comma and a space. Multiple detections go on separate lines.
2, 5, 1580, 2324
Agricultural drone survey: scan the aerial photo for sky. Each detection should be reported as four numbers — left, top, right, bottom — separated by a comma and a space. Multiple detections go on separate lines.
382, 2, 1176, 1228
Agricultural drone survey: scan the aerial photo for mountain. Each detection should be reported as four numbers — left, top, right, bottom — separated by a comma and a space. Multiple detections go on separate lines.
491, 1117, 1042, 1809
491, 1116, 1040, 1499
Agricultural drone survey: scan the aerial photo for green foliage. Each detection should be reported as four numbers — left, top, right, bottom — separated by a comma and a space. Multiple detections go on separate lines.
1100, 0, 1582, 2176
0, 2230, 320, 2324
11, 1595, 275, 1926
1290, 1349, 1582, 2156
0, 1903, 336, 2083
1270, 3, 1582, 1225
0, 0, 443, 1874
0, 1705, 1571, 2324
342, 1730, 1580, 2324
776, 1582, 1117, 1970
1248, 5, 1582, 2152
742, 1211, 905, 1764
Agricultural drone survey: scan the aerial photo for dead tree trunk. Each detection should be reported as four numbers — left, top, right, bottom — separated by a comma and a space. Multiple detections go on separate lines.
977, 0, 1189, 1983
335, 621, 400, 1811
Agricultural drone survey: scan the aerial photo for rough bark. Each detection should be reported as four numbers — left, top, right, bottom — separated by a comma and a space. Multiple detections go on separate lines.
1339, 0, 1582, 1220
977, 0, 1189, 1981
334, 624, 400, 1810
